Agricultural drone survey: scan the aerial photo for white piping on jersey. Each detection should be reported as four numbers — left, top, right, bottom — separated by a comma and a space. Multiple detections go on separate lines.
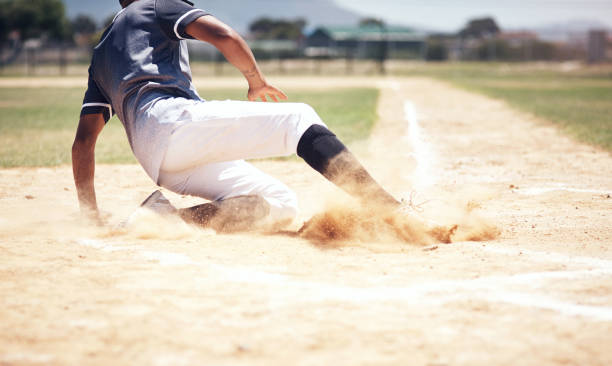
174, 9, 201, 40
94, 9, 126, 50
112, 8, 127, 23
82, 103, 113, 117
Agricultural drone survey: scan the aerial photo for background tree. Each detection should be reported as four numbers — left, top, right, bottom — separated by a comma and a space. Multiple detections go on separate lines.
0, 0, 71, 42
358, 17, 387, 73
249, 18, 306, 40
85, 14, 118, 49
459, 17, 501, 39
71, 14, 98, 36
102, 14, 117, 29
1, 0, 71, 67
359, 17, 385, 28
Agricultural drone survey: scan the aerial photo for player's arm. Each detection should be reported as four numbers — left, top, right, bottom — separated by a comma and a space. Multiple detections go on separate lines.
72, 113, 105, 223
185, 16, 287, 102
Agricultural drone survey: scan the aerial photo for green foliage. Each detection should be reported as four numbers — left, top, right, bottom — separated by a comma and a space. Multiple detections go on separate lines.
0, 0, 70, 42
71, 14, 98, 35
0, 87, 379, 167
459, 17, 501, 39
359, 18, 385, 28
249, 18, 306, 40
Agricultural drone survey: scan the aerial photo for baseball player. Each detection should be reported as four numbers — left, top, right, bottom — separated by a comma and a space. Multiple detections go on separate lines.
72, 0, 399, 231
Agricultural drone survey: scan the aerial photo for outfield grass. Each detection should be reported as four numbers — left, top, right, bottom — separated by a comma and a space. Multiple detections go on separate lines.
398, 63, 612, 152
0, 87, 378, 167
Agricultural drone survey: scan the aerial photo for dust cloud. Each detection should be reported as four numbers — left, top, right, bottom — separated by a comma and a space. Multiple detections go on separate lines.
297, 195, 500, 246
104, 186, 500, 247
106, 207, 206, 240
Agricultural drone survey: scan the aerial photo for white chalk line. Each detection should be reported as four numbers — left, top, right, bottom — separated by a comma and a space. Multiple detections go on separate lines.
71, 91, 612, 321
400, 92, 610, 198
76, 237, 612, 321
77, 239, 196, 265
207, 262, 612, 322
140, 251, 198, 266
77, 239, 143, 253
403, 100, 437, 190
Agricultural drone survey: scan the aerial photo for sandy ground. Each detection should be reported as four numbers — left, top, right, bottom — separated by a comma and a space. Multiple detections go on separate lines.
1, 77, 611, 366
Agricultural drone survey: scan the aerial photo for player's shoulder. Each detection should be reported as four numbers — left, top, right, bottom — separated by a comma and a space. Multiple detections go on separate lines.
155, 0, 199, 14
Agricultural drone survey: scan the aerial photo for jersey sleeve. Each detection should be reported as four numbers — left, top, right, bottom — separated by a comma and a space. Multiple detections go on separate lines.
155, 0, 209, 41
81, 69, 113, 123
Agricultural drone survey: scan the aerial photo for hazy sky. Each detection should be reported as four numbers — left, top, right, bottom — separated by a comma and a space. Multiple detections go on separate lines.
333, 0, 612, 31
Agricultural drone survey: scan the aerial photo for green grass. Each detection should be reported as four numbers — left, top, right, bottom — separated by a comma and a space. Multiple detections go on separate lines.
0, 87, 378, 167
398, 63, 612, 151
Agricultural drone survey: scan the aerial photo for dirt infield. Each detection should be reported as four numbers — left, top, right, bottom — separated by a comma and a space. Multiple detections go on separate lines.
1, 77, 611, 366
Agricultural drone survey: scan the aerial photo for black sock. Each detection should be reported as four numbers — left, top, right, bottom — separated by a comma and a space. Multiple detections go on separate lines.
297, 125, 399, 206
297, 124, 345, 174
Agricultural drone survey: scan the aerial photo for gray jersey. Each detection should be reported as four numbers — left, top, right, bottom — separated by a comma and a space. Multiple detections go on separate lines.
81, 0, 208, 182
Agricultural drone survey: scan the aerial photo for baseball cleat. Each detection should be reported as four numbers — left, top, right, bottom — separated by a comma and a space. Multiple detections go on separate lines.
397, 196, 441, 228
139, 190, 177, 215
114, 190, 179, 230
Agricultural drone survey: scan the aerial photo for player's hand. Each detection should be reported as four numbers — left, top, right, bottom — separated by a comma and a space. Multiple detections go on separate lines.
247, 83, 288, 102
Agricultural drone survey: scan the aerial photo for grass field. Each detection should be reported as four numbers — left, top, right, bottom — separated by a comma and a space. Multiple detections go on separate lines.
1, 62, 610, 168
396, 62, 612, 151
0, 87, 378, 167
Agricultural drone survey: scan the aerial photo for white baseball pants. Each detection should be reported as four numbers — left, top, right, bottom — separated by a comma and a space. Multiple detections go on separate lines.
156, 99, 325, 224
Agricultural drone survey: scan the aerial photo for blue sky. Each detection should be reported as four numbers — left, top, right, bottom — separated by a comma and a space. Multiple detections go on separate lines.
333, 0, 612, 31
64, 0, 612, 33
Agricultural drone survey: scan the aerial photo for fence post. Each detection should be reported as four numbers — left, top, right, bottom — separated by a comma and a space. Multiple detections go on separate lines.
59, 42, 67, 75
214, 51, 224, 76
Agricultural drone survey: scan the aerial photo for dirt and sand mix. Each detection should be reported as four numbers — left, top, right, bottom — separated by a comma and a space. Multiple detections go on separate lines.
1, 77, 611, 366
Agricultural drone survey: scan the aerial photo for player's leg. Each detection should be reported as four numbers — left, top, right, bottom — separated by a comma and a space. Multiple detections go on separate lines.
162, 99, 398, 208
158, 159, 298, 231
296, 124, 399, 207
160, 101, 323, 170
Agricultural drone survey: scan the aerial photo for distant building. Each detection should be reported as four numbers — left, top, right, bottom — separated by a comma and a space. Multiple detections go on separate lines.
588, 30, 608, 63
306, 25, 426, 59
247, 39, 301, 59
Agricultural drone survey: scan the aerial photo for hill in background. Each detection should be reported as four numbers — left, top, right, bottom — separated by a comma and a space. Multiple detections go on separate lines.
63, 0, 362, 32
63, 0, 608, 42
